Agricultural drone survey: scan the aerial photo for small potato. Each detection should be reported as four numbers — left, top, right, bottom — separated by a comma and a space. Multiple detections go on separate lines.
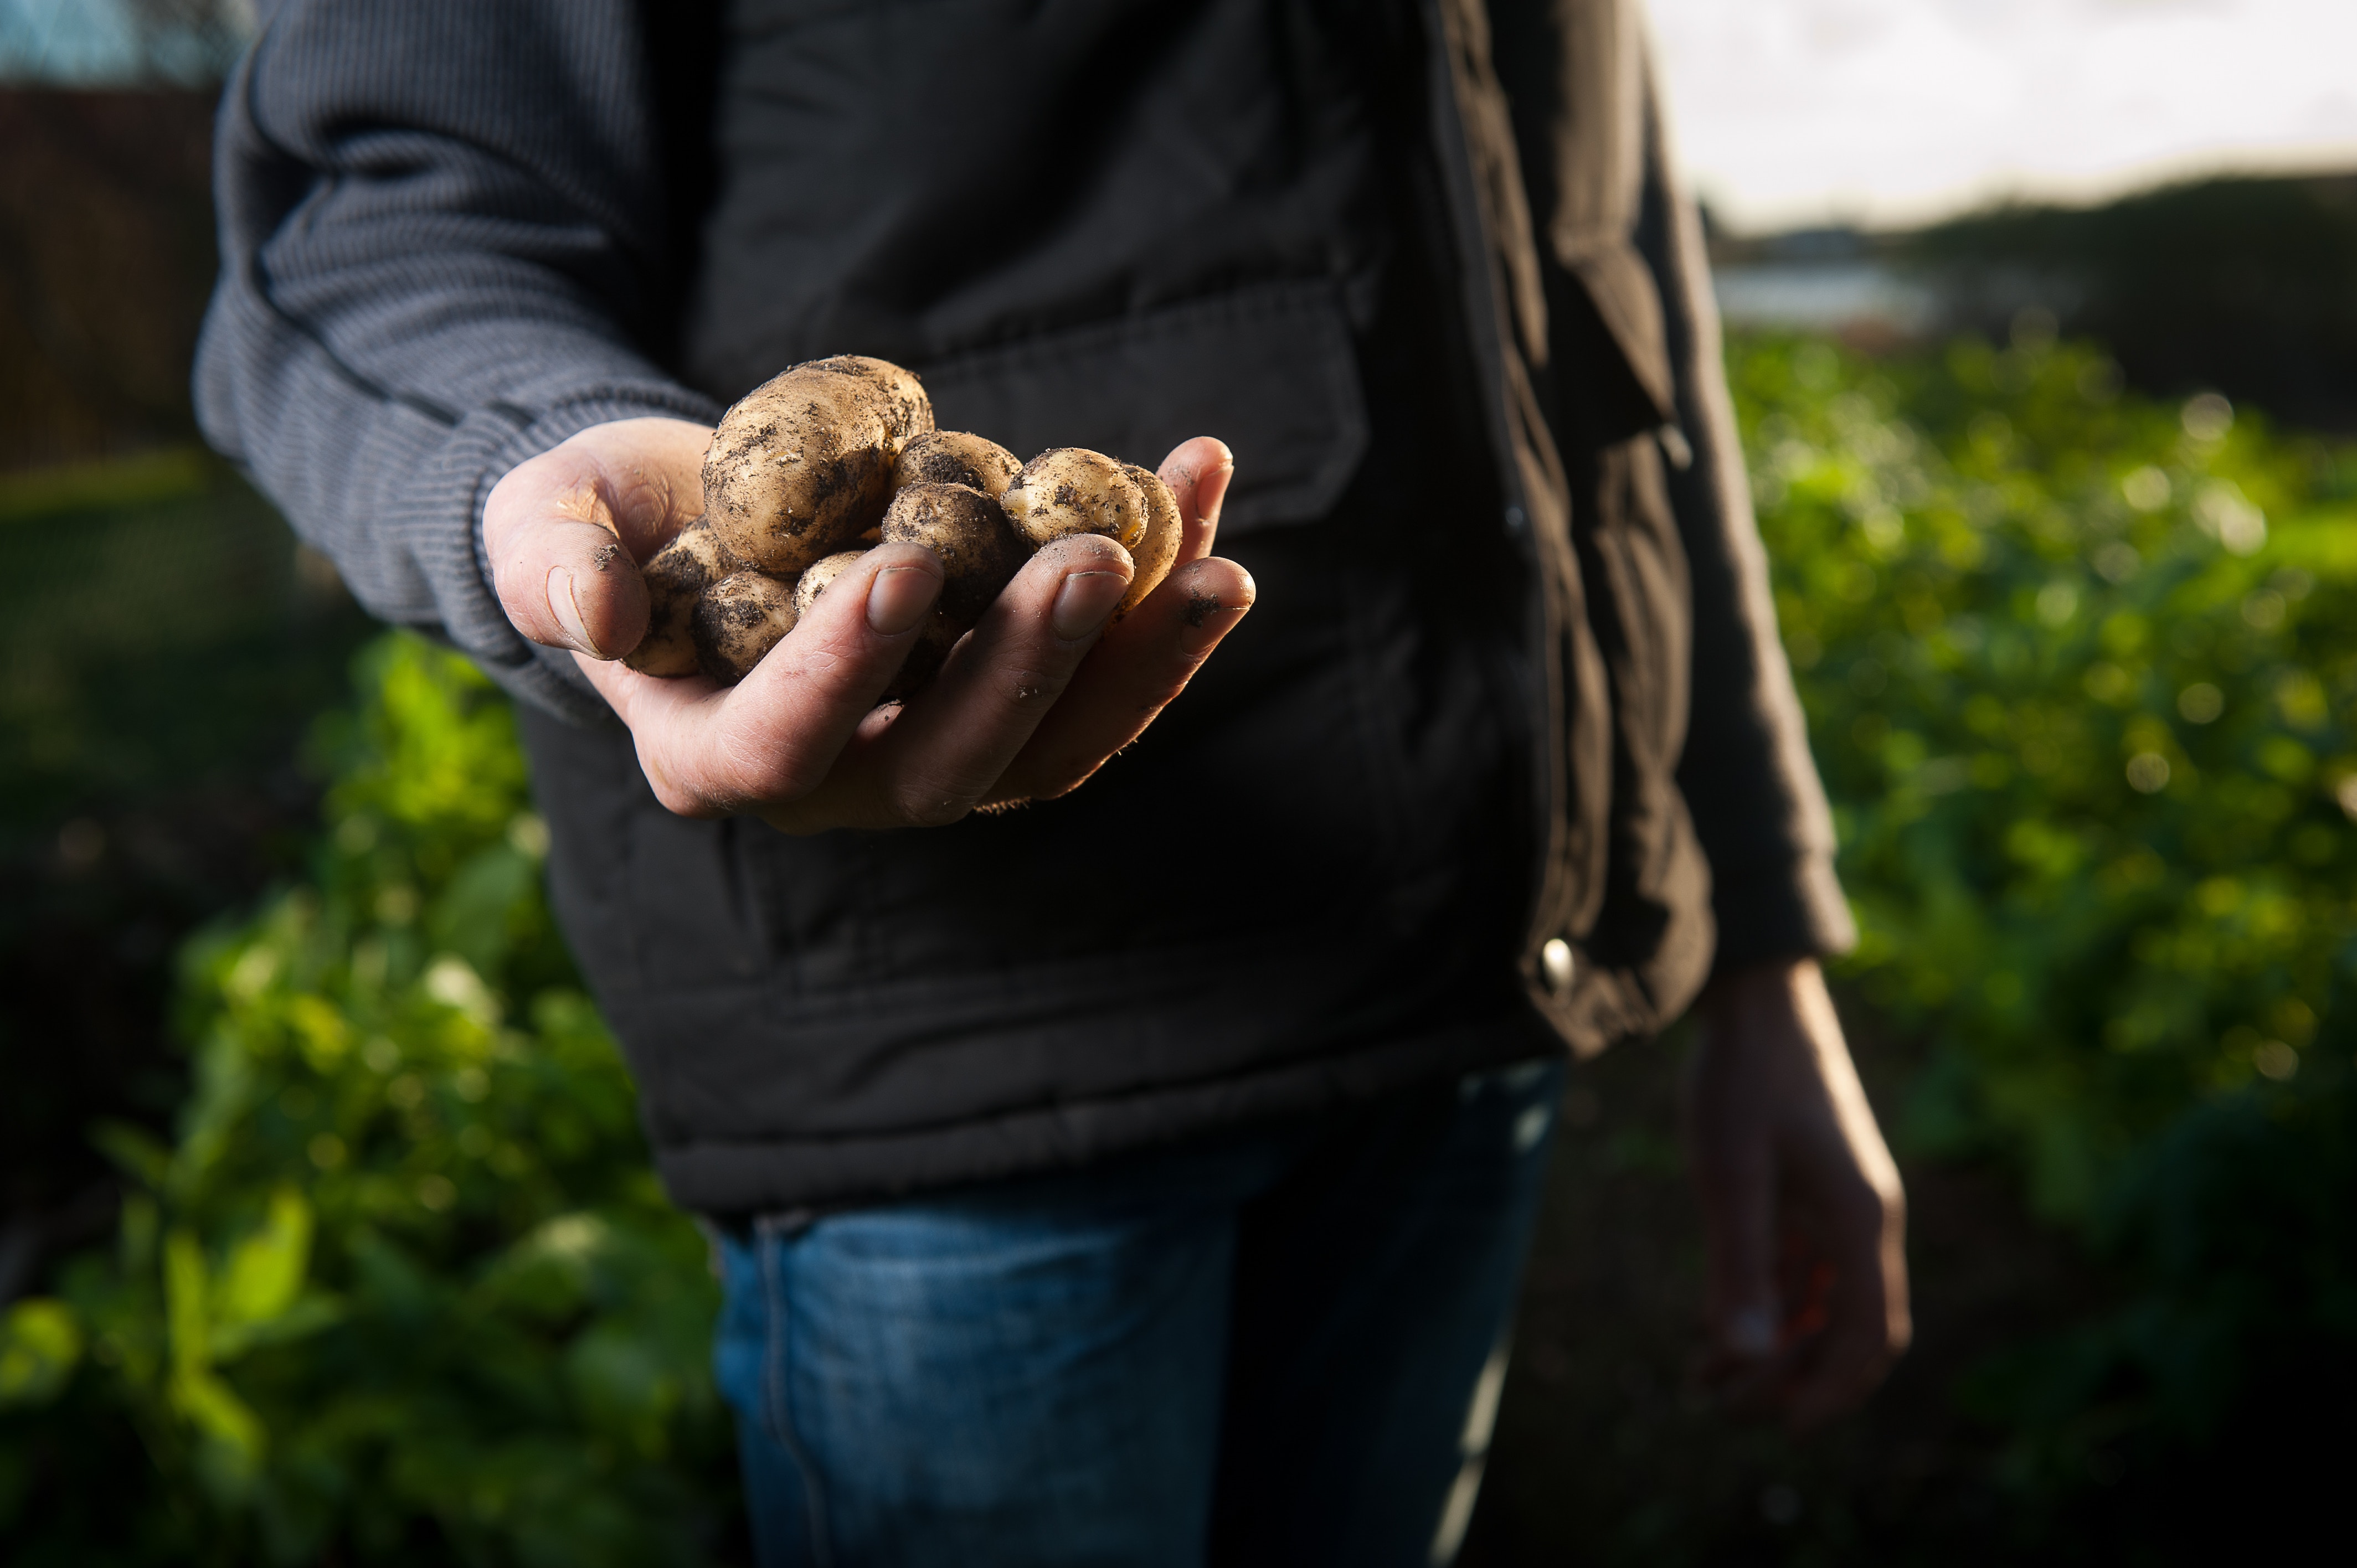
626, 517, 738, 676
894, 430, 1020, 500
791, 550, 869, 622
881, 483, 1026, 630
702, 357, 934, 578
1115, 463, 1182, 618
692, 570, 800, 685
1000, 447, 1146, 551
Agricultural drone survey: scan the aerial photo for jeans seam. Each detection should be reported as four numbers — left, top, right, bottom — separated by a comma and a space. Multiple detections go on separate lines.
759, 1224, 834, 1568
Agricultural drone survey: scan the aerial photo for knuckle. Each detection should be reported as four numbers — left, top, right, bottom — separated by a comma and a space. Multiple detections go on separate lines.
1001, 666, 1064, 709
888, 777, 969, 828
642, 762, 723, 820
712, 725, 820, 806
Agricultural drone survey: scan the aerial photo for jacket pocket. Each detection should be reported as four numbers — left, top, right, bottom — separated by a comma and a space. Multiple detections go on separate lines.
915, 281, 1370, 536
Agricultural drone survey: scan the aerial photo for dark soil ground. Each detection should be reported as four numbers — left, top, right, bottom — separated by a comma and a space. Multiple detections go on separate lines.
1459, 1005, 2108, 1566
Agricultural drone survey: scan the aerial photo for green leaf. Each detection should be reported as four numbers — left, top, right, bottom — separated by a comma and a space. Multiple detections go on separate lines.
171, 1364, 267, 1490
0, 1298, 84, 1408
214, 1188, 314, 1339
164, 1226, 210, 1373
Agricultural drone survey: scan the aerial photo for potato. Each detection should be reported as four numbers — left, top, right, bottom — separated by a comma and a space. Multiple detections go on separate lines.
881, 483, 1026, 629
692, 569, 800, 684
702, 357, 935, 578
791, 550, 868, 622
894, 430, 1020, 500
625, 517, 738, 676
806, 355, 933, 449
681, 353, 1188, 698
1115, 463, 1182, 617
999, 447, 1146, 551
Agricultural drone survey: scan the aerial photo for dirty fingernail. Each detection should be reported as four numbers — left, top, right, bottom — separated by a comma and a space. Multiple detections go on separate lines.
867, 565, 936, 634
1052, 570, 1129, 640
548, 565, 605, 658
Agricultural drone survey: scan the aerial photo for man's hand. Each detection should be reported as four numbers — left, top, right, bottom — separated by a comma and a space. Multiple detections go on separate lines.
483, 417, 1255, 831
1686, 957, 1910, 1431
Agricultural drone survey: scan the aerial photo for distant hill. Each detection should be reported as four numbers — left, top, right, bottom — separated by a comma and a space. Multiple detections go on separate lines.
1910, 173, 2357, 434
1712, 173, 2357, 435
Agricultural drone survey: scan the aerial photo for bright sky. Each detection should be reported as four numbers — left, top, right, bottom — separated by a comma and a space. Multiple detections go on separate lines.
1645, 0, 2357, 231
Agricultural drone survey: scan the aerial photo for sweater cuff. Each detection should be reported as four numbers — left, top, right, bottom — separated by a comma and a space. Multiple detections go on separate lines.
1709, 852, 1857, 974
451, 388, 727, 726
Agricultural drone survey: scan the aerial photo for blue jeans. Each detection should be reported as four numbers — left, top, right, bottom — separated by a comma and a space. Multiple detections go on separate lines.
712, 1055, 1566, 1567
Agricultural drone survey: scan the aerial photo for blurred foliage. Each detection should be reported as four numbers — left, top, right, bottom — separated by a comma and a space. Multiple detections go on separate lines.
7, 331, 2356, 1561
0, 637, 734, 1565
0, 450, 370, 1268
1737, 330, 2357, 1520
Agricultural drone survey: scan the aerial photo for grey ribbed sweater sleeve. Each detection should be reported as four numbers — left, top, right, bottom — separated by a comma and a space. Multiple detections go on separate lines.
193, 0, 723, 723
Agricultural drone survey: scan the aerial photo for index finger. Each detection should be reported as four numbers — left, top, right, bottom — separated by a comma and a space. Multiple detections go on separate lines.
578, 544, 945, 816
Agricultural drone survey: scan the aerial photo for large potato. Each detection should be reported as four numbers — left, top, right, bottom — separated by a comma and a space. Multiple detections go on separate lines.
701, 357, 934, 578
807, 355, 933, 449
999, 447, 1146, 551
894, 430, 1020, 500
625, 516, 738, 676
692, 570, 800, 684
1116, 463, 1182, 618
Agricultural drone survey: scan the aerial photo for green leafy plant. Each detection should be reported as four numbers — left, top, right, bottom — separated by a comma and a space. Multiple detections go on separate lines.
1733, 330, 2357, 1507
1, 636, 733, 1566
10, 333, 2356, 1561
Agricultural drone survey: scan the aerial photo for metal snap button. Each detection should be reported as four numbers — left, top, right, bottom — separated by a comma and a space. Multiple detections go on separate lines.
1541, 937, 1574, 996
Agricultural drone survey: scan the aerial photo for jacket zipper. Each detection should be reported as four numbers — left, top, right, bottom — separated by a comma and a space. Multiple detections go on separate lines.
1417, 0, 1574, 1008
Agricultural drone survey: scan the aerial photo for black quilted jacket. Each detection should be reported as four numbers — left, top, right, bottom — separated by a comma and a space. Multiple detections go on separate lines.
197, 0, 1852, 1214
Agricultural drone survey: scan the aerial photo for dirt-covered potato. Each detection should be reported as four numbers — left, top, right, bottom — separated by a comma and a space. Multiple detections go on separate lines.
791, 550, 868, 622
701, 357, 935, 579
881, 483, 1026, 628
999, 447, 1146, 551
692, 570, 800, 685
625, 517, 738, 676
675, 353, 1193, 695
806, 355, 933, 449
894, 430, 1020, 500
1115, 463, 1182, 618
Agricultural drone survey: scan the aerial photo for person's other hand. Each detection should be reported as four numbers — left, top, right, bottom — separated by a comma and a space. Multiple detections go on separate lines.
1685, 957, 1910, 1431
482, 417, 1254, 831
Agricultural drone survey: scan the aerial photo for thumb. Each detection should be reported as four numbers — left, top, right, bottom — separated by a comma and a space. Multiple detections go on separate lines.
484, 418, 709, 660
486, 473, 650, 660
